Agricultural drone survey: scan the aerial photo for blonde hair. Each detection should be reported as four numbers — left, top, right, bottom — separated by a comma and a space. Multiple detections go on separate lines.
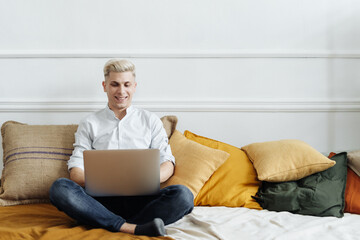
103, 59, 136, 79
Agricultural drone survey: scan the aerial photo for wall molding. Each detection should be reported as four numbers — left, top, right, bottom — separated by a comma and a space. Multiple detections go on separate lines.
1, 50, 360, 58
1, 99, 360, 112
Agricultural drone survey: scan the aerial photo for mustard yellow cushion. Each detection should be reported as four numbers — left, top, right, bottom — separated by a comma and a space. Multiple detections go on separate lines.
161, 130, 230, 198
184, 131, 261, 209
241, 139, 336, 182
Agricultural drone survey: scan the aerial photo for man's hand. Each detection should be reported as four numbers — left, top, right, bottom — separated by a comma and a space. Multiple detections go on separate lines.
69, 167, 85, 187
160, 161, 174, 183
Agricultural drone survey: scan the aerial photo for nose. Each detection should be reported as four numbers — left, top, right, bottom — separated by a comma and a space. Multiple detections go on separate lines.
117, 85, 126, 95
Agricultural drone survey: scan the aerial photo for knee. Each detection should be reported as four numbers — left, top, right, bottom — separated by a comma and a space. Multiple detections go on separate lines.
167, 185, 194, 212
49, 178, 75, 204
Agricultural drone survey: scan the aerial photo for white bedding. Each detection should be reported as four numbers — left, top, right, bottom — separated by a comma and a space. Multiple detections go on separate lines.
166, 206, 360, 240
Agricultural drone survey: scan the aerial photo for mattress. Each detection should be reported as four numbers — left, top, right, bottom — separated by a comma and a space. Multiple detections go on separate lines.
167, 206, 360, 240
1, 204, 359, 240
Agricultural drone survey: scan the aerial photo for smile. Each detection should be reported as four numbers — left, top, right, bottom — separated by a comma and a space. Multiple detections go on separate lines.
115, 96, 127, 101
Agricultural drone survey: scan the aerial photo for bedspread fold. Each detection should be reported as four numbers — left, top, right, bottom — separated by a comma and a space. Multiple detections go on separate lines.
0, 204, 173, 240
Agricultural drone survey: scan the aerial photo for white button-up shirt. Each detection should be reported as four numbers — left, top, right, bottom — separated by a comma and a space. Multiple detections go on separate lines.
67, 105, 175, 170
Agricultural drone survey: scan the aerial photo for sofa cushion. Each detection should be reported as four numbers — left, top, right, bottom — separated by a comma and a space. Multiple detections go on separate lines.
344, 167, 360, 214
0, 116, 178, 206
241, 139, 335, 182
184, 130, 261, 209
0, 121, 78, 206
253, 152, 347, 217
160, 115, 178, 139
161, 130, 229, 198
347, 150, 360, 177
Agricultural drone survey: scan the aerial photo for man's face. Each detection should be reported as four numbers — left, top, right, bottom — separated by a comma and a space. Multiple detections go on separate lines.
102, 71, 137, 114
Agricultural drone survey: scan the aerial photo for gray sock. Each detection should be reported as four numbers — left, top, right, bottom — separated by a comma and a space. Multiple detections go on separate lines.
134, 218, 166, 236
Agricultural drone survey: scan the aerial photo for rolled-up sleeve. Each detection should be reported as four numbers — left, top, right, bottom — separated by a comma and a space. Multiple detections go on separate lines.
67, 119, 93, 171
150, 116, 175, 165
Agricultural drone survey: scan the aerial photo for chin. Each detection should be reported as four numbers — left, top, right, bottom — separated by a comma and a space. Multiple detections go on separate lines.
115, 103, 129, 110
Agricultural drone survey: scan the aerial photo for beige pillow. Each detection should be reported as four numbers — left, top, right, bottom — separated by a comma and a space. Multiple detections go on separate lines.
241, 139, 336, 182
161, 130, 230, 198
160, 115, 178, 139
347, 150, 360, 177
0, 121, 78, 206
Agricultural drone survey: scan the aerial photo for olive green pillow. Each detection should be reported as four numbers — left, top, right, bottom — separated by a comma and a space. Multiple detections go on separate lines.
253, 152, 347, 217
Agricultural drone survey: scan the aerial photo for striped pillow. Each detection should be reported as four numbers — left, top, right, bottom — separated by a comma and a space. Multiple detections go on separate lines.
0, 121, 78, 206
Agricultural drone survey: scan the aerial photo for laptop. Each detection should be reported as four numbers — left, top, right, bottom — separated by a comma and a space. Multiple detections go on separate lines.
83, 149, 160, 197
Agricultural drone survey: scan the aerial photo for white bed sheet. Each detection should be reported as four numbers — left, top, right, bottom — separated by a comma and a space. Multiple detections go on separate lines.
166, 206, 360, 240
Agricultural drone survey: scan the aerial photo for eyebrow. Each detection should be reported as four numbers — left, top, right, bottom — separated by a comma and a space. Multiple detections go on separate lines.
109, 81, 132, 85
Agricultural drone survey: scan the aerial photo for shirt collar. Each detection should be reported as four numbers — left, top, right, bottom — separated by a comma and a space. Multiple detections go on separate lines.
105, 104, 134, 120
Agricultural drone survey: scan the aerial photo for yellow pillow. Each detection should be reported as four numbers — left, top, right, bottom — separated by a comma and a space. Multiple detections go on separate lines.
184, 131, 261, 209
161, 130, 230, 198
241, 139, 336, 182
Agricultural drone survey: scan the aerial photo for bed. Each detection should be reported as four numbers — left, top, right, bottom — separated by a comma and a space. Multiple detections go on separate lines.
1, 118, 360, 240
1, 204, 359, 240
167, 206, 360, 240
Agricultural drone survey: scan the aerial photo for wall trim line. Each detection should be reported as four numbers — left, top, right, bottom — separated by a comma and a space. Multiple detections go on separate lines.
1, 50, 360, 59
1, 99, 360, 112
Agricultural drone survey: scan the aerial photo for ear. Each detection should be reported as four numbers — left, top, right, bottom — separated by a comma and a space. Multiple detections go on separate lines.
102, 81, 107, 92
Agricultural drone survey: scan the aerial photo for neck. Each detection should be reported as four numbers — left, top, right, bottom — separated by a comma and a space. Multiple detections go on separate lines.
116, 110, 127, 120
108, 105, 128, 120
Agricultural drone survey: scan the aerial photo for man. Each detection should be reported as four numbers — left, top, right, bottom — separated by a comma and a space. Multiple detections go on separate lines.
49, 59, 194, 237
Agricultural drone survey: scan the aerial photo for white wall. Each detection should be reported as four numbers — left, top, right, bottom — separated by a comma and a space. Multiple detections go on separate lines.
1, 0, 360, 175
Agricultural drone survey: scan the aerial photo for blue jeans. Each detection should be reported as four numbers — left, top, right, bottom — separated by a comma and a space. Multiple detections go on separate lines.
49, 178, 194, 232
